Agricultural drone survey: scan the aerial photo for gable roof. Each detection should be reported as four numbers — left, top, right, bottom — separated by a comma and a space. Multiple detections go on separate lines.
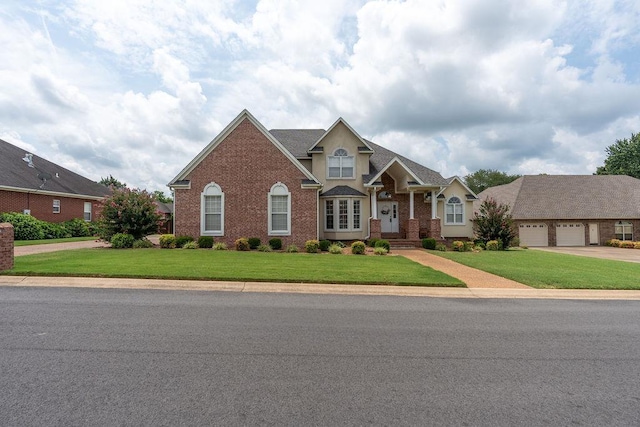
0, 138, 110, 199
437, 176, 478, 200
307, 117, 374, 153
477, 175, 640, 219
169, 110, 319, 187
320, 185, 367, 197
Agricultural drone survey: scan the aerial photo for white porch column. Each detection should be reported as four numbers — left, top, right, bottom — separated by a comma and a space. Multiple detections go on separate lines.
409, 190, 415, 219
431, 191, 437, 219
371, 190, 378, 219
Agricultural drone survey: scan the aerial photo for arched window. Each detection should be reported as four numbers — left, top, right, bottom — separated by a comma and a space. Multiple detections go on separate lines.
445, 196, 464, 225
268, 182, 291, 235
201, 183, 224, 235
327, 148, 354, 178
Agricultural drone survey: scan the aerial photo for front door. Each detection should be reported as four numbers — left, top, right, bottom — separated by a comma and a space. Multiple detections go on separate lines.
379, 202, 399, 233
589, 223, 599, 245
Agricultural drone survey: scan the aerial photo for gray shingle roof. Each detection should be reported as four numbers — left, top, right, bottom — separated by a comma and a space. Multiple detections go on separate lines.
476, 175, 640, 219
0, 138, 110, 198
269, 130, 448, 186
320, 185, 367, 197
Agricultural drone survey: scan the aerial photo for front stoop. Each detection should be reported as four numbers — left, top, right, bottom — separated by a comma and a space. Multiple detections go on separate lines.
387, 239, 422, 249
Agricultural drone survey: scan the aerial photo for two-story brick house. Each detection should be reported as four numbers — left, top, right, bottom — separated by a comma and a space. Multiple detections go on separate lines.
169, 110, 477, 247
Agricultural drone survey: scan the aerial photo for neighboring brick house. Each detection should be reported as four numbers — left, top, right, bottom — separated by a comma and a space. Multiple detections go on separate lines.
476, 175, 640, 246
0, 138, 110, 223
170, 110, 478, 247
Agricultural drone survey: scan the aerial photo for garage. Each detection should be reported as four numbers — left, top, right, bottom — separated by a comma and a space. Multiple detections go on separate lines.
556, 223, 585, 246
518, 223, 548, 247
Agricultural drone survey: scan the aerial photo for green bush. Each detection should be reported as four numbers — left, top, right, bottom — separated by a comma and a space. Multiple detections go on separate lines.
435, 243, 447, 251
608, 239, 621, 248
486, 240, 501, 251
286, 244, 299, 253
367, 238, 379, 248
110, 233, 134, 249
41, 221, 69, 239
182, 241, 199, 249
133, 238, 154, 249
235, 237, 250, 251
257, 244, 272, 252
421, 238, 437, 250
305, 239, 320, 253
213, 242, 227, 250
375, 239, 390, 252
351, 241, 366, 255
268, 238, 282, 250
248, 237, 261, 250
174, 235, 194, 248
328, 244, 343, 254
464, 241, 474, 252
159, 234, 176, 249
373, 247, 388, 255
197, 236, 214, 249
0, 212, 45, 240
452, 241, 465, 251
319, 240, 331, 251
64, 218, 91, 237
511, 237, 521, 247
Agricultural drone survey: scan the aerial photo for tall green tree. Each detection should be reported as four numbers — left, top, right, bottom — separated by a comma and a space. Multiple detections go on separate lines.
464, 169, 521, 194
98, 187, 161, 240
153, 190, 173, 203
99, 175, 127, 189
595, 132, 640, 179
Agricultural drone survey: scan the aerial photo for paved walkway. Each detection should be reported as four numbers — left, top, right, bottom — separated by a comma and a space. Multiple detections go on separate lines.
14, 239, 109, 256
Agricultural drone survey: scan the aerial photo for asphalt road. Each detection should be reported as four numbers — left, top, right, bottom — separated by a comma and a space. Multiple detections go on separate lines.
2, 287, 640, 426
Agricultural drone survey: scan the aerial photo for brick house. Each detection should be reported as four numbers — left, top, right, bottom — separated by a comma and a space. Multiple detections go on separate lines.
476, 175, 640, 246
169, 110, 478, 247
0, 138, 110, 223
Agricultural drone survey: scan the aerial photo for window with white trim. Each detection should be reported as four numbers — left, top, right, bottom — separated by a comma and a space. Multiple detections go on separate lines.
53, 199, 60, 214
353, 200, 361, 230
327, 148, 354, 178
445, 196, 464, 225
84, 202, 92, 221
269, 182, 291, 235
201, 183, 224, 235
324, 198, 362, 232
615, 221, 633, 241
325, 200, 334, 230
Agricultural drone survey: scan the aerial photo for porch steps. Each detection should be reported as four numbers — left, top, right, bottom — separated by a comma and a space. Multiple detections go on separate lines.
386, 239, 422, 249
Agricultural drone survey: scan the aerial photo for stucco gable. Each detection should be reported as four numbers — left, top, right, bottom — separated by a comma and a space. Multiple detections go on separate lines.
308, 118, 373, 153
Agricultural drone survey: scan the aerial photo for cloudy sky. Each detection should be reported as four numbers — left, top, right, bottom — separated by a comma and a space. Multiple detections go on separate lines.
2, 0, 640, 193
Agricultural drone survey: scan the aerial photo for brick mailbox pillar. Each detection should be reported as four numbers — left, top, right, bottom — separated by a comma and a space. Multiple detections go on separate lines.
0, 223, 14, 271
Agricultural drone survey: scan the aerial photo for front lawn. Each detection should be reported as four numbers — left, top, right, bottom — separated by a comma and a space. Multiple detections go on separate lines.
435, 249, 640, 289
14, 236, 97, 246
4, 249, 464, 287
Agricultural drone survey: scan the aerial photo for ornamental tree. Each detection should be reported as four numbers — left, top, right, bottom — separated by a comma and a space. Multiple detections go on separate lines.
98, 187, 161, 241
472, 197, 516, 249
595, 132, 640, 179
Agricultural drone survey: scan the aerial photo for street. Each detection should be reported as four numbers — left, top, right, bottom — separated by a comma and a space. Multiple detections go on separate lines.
1, 286, 640, 426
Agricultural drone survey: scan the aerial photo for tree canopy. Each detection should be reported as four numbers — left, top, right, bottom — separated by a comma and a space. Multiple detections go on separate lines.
153, 190, 173, 203
99, 175, 127, 189
463, 169, 521, 194
595, 132, 640, 179
98, 187, 161, 240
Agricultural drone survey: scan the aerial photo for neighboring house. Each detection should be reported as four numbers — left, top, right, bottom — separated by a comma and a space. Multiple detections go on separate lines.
476, 175, 640, 247
0, 138, 110, 223
169, 109, 477, 247
155, 200, 174, 234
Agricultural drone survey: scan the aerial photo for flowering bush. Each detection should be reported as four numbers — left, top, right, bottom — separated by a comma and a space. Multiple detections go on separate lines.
472, 198, 515, 249
620, 241, 635, 249
98, 187, 161, 241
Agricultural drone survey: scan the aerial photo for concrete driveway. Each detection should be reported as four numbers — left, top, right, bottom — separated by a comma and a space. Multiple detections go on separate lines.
533, 246, 640, 263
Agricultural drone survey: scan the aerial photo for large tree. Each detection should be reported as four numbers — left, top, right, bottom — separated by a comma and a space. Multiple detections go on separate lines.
595, 132, 640, 179
99, 175, 127, 189
153, 190, 173, 203
464, 169, 521, 194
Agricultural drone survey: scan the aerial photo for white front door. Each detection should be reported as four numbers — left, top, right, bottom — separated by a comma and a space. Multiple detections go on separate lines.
379, 202, 399, 233
589, 223, 599, 245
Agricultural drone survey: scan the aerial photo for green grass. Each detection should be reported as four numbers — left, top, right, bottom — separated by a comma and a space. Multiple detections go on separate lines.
4, 249, 464, 287
14, 237, 97, 246
434, 249, 640, 289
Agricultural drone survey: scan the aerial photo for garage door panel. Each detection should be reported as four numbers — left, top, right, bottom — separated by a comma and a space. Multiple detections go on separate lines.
556, 223, 585, 246
519, 223, 548, 247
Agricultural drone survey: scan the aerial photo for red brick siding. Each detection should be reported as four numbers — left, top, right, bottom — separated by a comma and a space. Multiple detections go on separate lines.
0, 223, 14, 271
0, 189, 102, 223
174, 119, 318, 247
515, 219, 640, 246
379, 173, 432, 237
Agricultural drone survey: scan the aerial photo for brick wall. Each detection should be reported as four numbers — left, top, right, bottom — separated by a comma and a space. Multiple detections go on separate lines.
0, 189, 102, 223
379, 173, 432, 237
174, 118, 318, 247
515, 219, 640, 246
0, 223, 14, 271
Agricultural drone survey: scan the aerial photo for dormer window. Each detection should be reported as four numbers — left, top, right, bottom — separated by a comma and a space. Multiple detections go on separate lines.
328, 148, 354, 178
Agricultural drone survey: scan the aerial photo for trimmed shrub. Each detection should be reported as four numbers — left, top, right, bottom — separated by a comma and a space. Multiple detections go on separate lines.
258, 244, 272, 252
213, 242, 228, 250
305, 239, 320, 253
268, 238, 282, 250
64, 218, 91, 237
110, 233, 134, 249
248, 237, 261, 250
435, 243, 447, 251
452, 241, 465, 252
235, 237, 250, 251
421, 238, 436, 250
133, 238, 154, 249
174, 235, 194, 248
286, 244, 299, 253
463, 241, 474, 252
0, 212, 45, 240
319, 240, 331, 252
634, 242, 640, 249
159, 234, 176, 249
351, 241, 366, 255
328, 244, 343, 254
375, 239, 390, 252
608, 239, 621, 248
486, 240, 501, 251
41, 221, 69, 239
511, 237, 521, 247
373, 247, 388, 255
367, 238, 379, 248
182, 241, 199, 249
197, 236, 214, 249
620, 240, 635, 249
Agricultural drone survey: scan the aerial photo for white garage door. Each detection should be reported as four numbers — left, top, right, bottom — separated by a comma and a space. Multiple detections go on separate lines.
519, 223, 548, 247
556, 223, 585, 246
